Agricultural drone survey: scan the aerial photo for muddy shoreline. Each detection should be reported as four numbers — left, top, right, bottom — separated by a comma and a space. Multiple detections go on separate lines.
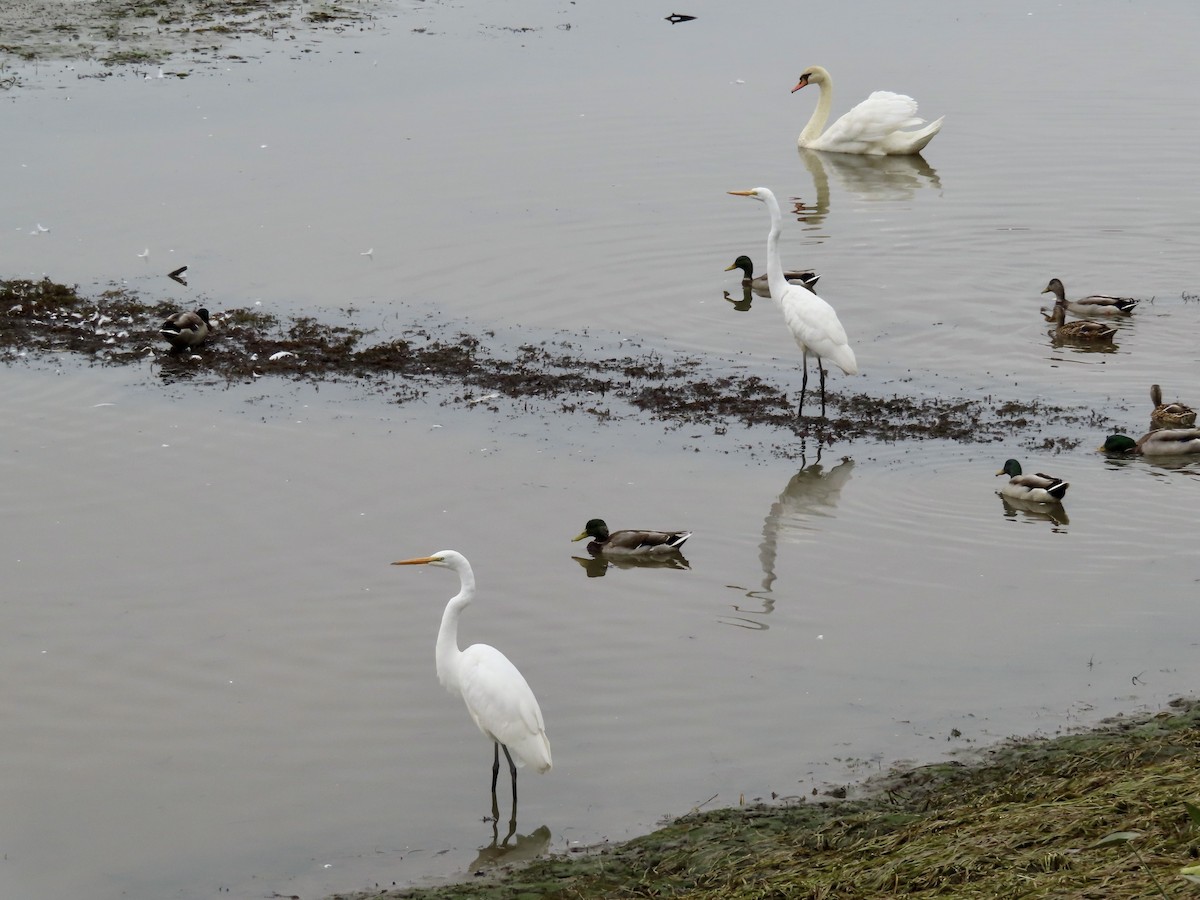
1, 278, 1105, 453
334, 698, 1200, 900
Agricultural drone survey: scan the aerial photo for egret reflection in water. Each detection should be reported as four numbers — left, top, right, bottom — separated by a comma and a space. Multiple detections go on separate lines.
722, 451, 855, 630
469, 823, 552, 874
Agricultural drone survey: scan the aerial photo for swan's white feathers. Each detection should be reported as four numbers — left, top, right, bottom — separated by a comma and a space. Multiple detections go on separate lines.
454, 642, 552, 772
795, 65, 943, 156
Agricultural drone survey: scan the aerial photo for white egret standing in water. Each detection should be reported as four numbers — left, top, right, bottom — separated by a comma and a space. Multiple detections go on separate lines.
392, 551, 551, 818
728, 187, 857, 418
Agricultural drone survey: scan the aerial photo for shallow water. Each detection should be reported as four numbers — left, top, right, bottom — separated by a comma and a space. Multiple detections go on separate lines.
3, 1, 1200, 898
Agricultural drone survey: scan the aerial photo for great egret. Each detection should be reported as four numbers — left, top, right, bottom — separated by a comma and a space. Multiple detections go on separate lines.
1041, 278, 1138, 316
791, 65, 943, 156
995, 460, 1069, 502
724, 254, 820, 296
160, 309, 210, 350
1150, 385, 1196, 429
392, 551, 551, 814
1041, 301, 1117, 342
1099, 430, 1200, 455
728, 187, 857, 418
571, 519, 691, 556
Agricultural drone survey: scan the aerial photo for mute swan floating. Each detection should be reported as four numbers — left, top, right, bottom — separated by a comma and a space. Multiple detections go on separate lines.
728, 187, 857, 418
791, 65, 943, 156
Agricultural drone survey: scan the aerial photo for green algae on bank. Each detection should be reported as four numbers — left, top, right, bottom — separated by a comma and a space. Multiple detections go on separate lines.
2, 277, 1107, 450
331, 698, 1200, 900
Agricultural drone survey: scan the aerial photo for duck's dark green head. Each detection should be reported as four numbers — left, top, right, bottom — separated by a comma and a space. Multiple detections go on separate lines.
572, 518, 610, 542
1099, 434, 1137, 453
725, 255, 754, 279
996, 459, 1022, 478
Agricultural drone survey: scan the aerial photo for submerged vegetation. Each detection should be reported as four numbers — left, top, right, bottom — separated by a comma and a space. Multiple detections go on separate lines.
335, 699, 1200, 900
2, 277, 1107, 452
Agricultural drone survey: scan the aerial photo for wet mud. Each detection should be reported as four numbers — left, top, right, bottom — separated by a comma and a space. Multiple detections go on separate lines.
2, 278, 1108, 453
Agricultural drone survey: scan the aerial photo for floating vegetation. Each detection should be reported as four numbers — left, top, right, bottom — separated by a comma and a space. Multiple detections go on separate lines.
1, 277, 1114, 453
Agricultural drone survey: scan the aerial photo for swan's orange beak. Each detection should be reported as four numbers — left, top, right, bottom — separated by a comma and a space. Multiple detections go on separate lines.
392, 556, 437, 566
727, 190, 756, 197
791, 76, 810, 93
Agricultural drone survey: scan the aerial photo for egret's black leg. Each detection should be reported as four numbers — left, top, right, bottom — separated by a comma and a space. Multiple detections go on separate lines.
798, 351, 809, 418
501, 743, 518, 809
819, 364, 827, 417
500, 744, 519, 830
491, 741, 501, 794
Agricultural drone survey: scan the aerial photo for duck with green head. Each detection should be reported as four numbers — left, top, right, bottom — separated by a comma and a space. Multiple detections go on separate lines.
572, 519, 691, 557
725, 255, 819, 296
995, 459, 1069, 502
1099, 429, 1200, 455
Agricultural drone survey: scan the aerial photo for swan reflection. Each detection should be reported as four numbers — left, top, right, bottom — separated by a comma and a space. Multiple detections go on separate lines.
722, 451, 854, 629
571, 553, 690, 578
796, 147, 942, 225
469, 822, 552, 873
998, 495, 1069, 530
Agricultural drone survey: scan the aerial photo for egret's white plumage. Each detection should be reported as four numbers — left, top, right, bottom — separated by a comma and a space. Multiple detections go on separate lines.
728, 187, 857, 418
792, 65, 943, 156
393, 550, 551, 807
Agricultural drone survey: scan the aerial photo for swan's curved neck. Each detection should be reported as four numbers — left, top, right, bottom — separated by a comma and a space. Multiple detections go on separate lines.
762, 191, 789, 303
800, 76, 833, 145
435, 566, 475, 693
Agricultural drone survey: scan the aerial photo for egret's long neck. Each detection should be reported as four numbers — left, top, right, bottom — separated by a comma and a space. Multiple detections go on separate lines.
762, 191, 789, 304
435, 569, 475, 694
799, 77, 833, 145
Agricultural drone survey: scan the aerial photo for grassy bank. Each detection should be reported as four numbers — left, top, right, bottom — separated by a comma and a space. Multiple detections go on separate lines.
334, 699, 1200, 899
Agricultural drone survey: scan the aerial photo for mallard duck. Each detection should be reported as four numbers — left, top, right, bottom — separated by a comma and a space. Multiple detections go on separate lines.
791, 65, 943, 156
1042, 300, 1116, 341
995, 459, 1069, 502
725, 255, 819, 295
1150, 384, 1196, 428
1099, 429, 1200, 455
160, 308, 210, 349
1041, 278, 1137, 316
572, 519, 691, 556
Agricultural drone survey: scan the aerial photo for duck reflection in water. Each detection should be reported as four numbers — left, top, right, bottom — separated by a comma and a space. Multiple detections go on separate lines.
998, 495, 1070, 530
571, 552, 691, 578
469, 822, 552, 874
722, 448, 854, 630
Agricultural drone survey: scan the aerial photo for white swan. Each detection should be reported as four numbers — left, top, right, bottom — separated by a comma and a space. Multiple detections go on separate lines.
728, 187, 857, 418
791, 65, 943, 156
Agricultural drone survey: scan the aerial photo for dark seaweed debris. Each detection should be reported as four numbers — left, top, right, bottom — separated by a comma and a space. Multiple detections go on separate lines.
1, 278, 1105, 449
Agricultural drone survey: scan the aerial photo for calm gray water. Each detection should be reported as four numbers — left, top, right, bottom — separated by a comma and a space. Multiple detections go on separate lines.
3, 2, 1200, 898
